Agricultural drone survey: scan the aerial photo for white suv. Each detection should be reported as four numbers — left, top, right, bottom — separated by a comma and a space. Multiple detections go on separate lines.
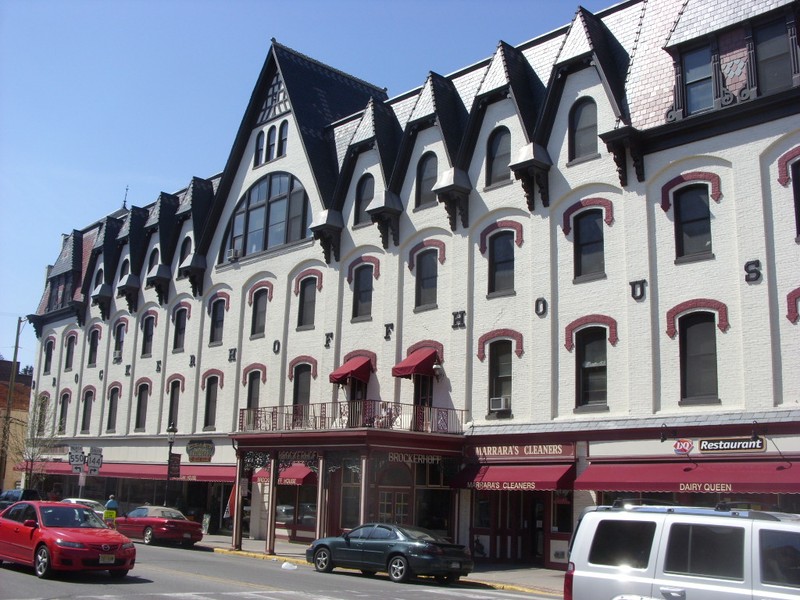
565, 505, 800, 600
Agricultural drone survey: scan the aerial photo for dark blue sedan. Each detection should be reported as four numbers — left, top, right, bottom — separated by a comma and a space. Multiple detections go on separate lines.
306, 523, 473, 584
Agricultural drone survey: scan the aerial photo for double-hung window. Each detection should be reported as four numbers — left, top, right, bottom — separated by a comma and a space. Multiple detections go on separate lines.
352, 265, 373, 320
679, 312, 719, 404
674, 185, 712, 260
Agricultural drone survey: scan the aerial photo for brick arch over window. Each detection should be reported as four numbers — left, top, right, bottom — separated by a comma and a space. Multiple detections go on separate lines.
405, 339, 445, 363
666, 299, 730, 338
134, 377, 153, 392
477, 329, 523, 361
347, 256, 380, 284
113, 317, 130, 334
342, 349, 378, 372
58, 389, 72, 402
81, 384, 97, 398
661, 172, 722, 212
172, 301, 192, 321
140, 309, 159, 329
206, 291, 231, 314
288, 355, 318, 380
88, 323, 103, 340
786, 287, 800, 323
293, 269, 323, 296
565, 315, 619, 351
38, 391, 51, 401
562, 198, 614, 235
242, 363, 267, 385
64, 330, 78, 346
201, 369, 224, 390
777, 146, 800, 186
408, 240, 446, 271
107, 382, 123, 398
45, 334, 57, 347
479, 220, 524, 255
247, 281, 274, 305
166, 373, 186, 393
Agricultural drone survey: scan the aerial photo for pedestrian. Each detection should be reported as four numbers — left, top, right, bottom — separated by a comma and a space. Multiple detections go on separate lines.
105, 494, 119, 511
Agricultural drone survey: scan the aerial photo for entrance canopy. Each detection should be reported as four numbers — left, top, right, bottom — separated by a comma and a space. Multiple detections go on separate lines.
23, 461, 236, 482
392, 347, 438, 378
574, 461, 797, 494
329, 355, 372, 384
255, 463, 317, 486
451, 464, 575, 491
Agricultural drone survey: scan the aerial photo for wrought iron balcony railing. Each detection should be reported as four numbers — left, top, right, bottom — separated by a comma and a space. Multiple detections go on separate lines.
239, 399, 467, 435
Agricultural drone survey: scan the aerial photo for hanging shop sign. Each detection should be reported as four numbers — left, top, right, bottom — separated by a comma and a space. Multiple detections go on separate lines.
186, 439, 215, 463
697, 436, 766, 454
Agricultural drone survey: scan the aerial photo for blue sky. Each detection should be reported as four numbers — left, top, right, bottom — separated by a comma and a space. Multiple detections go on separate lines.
0, 0, 611, 371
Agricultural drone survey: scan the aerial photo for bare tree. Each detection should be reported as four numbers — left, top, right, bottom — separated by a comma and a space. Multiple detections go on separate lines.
8, 394, 57, 491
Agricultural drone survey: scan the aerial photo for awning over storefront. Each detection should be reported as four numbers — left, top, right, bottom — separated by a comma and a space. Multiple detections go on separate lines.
451, 463, 575, 491
255, 463, 317, 486
329, 355, 373, 384
174, 465, 235, 482
574, 461, 798, 494
23, 461, 235, 482
392, 347, 438, 378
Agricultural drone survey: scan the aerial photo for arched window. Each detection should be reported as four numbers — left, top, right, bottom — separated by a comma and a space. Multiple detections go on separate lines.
106, 387, 118, 432
489, 340, 512, 411
44, 339, 54, 374
793, 160, 800, 239
179, 237, 192, 265
209, 298, 225, 344
266, 126, 276, 161
228, 173, 310, 258
94, 269, 104, 289
416, 153, 438, 207
35, 396, 49, 436
576, 327, 607, 407
489, 231, 514, 294
674, 184, 712, 259
352, 264, 373, 319
355, 174, 374, 226
64, 336, 76, 371
247, 370, 261, 410
141, 315, 155, 357
203, 376, 218, 430
135, 384, 148, 431
486, 127, 511, 186
298, 278, 316, 328
569, 98, 598, 160
574, 209, 605, 278
680, 312, 718, 403
415, 249, 438, 308
120, 259, 130, 279
113, 322, 125, 357
293, 364, 311, 407
168, 380, 180, 429
58, 393, 69, 434
251, 289, 268, 337
81, 389, 93, 433
277, 120, 289, 156
148, 249, 159, 273
254, 130, 265, 167
173, 307, 187, 351
87, 329, 99, 367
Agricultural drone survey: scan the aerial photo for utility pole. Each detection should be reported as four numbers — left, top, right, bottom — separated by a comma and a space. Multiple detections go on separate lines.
0, 317, 25, 486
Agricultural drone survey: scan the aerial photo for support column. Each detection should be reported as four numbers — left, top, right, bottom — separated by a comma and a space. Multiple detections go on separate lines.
231, 451, 243, 550
358, 451, 369, 524
265, 450, 278, 554
315, 452, 326, 539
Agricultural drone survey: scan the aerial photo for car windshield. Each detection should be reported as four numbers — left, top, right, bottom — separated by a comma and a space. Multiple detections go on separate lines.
42, 505, 108, 528
395, 525, 449, 543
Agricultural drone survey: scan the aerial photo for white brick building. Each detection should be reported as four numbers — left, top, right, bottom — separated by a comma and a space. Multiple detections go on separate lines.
27, 0, 800, 568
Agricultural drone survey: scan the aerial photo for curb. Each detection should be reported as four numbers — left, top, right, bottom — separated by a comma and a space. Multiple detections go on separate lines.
206, 546, 560, 595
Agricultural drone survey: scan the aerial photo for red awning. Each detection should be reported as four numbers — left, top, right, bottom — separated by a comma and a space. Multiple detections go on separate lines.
574, 461, 798, 494
392, 347, 438, 378
329, 356, 373, 384
174, 465, 235, 482
451, 464, 575, 490
277, 463, 317, 486
23, 461, 234, 482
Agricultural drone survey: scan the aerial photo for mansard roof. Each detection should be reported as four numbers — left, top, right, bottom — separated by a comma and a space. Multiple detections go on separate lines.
48, 230, 84, 278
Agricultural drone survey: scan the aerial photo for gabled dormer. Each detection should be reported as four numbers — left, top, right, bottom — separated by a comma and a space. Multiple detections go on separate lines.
177, 176, 215, 297
88, 215, 124, 320
115, 206, 149, 313
143, 192, 180, 305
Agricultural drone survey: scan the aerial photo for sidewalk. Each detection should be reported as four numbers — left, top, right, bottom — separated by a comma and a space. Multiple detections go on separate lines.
197, 534, 565, 595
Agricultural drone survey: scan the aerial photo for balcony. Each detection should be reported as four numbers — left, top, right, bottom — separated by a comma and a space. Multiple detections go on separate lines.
239, 400, 468, 435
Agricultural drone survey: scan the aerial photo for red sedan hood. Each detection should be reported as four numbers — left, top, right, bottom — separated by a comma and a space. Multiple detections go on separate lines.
48, 527, 132, 545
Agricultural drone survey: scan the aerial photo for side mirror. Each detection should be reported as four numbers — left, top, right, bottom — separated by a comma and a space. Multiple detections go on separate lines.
23, 519, 38, 528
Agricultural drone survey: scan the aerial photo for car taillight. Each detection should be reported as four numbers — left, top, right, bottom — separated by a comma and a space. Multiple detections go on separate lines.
563, 561, 574, 600
420, 543, 444, 555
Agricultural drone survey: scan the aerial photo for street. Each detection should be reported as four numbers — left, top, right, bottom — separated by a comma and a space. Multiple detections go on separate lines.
0, 542, 559, 600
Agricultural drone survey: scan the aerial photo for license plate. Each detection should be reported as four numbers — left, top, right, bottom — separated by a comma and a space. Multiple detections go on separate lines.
99, 554, 115, 564
183, 532, 191, 538
450, 561, 460, 568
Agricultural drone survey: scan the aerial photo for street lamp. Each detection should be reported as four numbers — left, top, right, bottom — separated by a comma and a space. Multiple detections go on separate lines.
163, 422, 177, 506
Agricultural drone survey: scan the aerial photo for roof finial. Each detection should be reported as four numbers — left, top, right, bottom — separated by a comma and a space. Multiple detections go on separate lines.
123, 185, 129, 210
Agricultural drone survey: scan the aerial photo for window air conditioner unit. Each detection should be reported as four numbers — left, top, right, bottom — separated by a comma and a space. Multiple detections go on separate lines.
227, 248, 241, 262
489, 396, 510, 411
112, 351, 122, 363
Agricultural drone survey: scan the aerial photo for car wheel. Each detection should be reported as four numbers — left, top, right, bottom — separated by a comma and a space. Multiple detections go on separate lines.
313, 547, 333, 573
388, 555, 410, 583
34, 545, 53, 579
360, 569, 376, 577
109, 569, 129, 579
143, 527, 154, 545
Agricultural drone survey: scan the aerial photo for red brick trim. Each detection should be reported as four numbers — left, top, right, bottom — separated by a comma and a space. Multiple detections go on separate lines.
564, 315, 619, 351
405, 339, 444, 362
172, 301, 192, 321
88, 323, 103, 340
777, 146, 800, 187
248, 281, 274, 305
113, 317, 129, 334
661, 172, 722, 212
408, 240, 446, 271
343, 349, 378, 372
107, 382, 122, 399
141, 309, 159, 329
479, 220, 524, 255
294, 269, 323, 296
347, 256, 381, 284
58, 388, 72, 401
64, 330, 78, 346
288, 355, 318, 380
134, 377, 152, 392
787, 287, 800, 323
477, 329, 524, 361
166, 373, 186, 393
207, 291, 231, 314
562, 198, 614, 235
201, 369, 224, 390
242, 363, 267, 385
666, 298, 730, 338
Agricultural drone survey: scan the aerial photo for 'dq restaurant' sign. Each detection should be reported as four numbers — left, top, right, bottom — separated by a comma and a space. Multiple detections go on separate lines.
672, 436, 766, 456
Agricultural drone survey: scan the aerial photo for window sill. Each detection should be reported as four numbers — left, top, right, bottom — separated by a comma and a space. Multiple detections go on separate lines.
172, 348, 184, 354
296, 324, 315, 332
573, 403, 609, 414
87, 363, 96, 369
351, 315, 372, 324
679, 395, 721, 407
80, 429, 89, 434
487, 289, 516, 300
141, 353, 152, 359
795, 235, 800, 244
250, 332, 265, 340
566, 152, 601, 167
674, 251, 715, 265
573, 271, 607, 284
203, 426, 217, 432
413, 303, 438, 314
134, 428, 145, 433
209, 341, 223, 348
353, 221, 373, 230
482, 178, 514, 193
106, 429, 116, 434
412, 201, 438, 213
486, 409, 513, 420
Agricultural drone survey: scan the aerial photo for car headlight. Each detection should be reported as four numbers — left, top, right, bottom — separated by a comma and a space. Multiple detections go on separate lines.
121, 542, 135, 550
56, 539, 86, 549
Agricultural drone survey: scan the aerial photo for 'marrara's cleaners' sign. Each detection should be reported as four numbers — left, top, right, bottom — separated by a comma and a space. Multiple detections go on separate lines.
467, 442, 574, 462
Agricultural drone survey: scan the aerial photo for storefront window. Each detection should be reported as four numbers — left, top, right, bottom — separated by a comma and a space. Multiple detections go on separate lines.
552, 491, 573, 533
341, 487, 359, 529
474, 490, 491, 528
415, 489, 450, 535
415, 462, 443, 486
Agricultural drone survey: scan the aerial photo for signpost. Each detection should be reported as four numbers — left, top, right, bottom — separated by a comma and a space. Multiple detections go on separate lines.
69, 446, 103, 496
69, 445, 85, 474
87, 447, 103, 475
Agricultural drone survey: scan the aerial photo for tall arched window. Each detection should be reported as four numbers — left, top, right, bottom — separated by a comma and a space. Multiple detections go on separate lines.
415, 249, 438, 308
355, 174, 374, 226
680, 312, 718, 403
113, 322, 125, 358
266, 126, 277, 161
135, 384, 148, 431
209, 298, 225, 344
120, 259, 130, 279
204, 376, 218, 430
352, 264, 373, 319
416, 153, 438, 207
44, 339, 54, 374
569, 98, 598, 160
486, 127, 511, 186
94, 268, 104, 289
247, 370, 261, 410
489, 231, 514, 294
674, 184, 712, 259
251, 289, 268, 337
179, 237, 192, 265
277, 120, 289, 156
254, 130, 265, 167
147, 249, 159, 274
141, 315, 155, 356
106, 387, 118, 432
574, 209, 605, 279
293, 364, 311, 407
228, 173, 310, 258
64, 336, 76, 371
168, 380, 180, 429
81, 390, 93, 433
576, 327, 607, 407
489, 340, 512, 411
87, 329, 99, 367
298, 278, 316, 328
58, 393, 69, 434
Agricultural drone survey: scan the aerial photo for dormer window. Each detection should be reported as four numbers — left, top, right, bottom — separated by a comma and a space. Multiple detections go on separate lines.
569, 98, 598, 161
754, 19, 793, 95
258, 73, 289, 123
254, 131, 265, 167
683, 45, 713, 115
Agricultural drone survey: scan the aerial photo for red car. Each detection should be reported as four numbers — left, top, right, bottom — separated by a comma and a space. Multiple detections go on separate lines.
0, 501, 136, 579
115, 505, 203, 547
